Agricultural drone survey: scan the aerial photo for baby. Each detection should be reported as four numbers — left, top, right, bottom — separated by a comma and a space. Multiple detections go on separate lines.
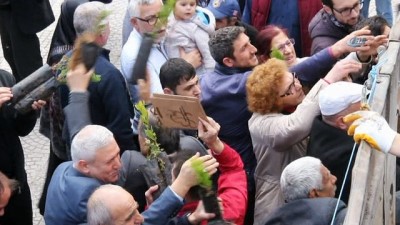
165, 0, 216, 75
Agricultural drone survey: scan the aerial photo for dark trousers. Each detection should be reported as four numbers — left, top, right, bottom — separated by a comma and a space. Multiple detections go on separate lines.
0, 7, 43, 82
0, 180, 33, 225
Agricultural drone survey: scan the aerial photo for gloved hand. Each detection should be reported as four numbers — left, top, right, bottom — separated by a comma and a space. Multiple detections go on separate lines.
343, 111, 397, 153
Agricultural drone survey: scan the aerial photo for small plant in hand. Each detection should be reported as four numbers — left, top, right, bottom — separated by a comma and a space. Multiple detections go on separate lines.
191, 158, 212, 189
191, 157, 225, 224
136, 101, 165, 169
136, 101, 172, 200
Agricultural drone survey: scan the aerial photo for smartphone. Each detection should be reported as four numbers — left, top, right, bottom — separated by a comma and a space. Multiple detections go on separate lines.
347, 37, 367, 47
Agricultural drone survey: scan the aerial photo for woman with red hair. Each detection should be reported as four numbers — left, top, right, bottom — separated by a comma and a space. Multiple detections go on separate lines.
245, 58, 361, 223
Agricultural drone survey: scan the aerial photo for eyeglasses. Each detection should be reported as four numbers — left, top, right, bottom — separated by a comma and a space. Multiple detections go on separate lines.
276, 39, 295, 52
332, 1, 363, 17
280, 72, 298, 98
135, 16, 159, 25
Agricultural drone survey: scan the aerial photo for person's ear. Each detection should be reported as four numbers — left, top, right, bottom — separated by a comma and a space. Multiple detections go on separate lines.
323, 5, 333, 14
131, 18, 139, 30
309, 189, 319, 198
222, 57, 234, 67
229, 16, 238, 25
336, 116, 349, 131
163, 87, 174, 95
258, 54, 267, 64
76, 160, 90, 175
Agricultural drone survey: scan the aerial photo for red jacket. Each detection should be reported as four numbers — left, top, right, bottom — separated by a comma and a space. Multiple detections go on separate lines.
178, 143, 248, 225
251, 0, 321, 56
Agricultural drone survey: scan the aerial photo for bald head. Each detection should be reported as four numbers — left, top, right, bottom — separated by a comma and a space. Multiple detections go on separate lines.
87, 184, 143, 225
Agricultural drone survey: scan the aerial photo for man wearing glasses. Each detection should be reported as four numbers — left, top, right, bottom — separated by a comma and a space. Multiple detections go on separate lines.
309, 0, 363, 55
121, 0, 202, 106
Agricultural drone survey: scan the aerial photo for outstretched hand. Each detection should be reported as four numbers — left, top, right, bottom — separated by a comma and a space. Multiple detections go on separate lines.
198, 117, 224, 153
331, 29, 373, 57
171, 153, 219, 198
344, 110, 397, 153
324, 59, 362, 83
188, 200, 216, 224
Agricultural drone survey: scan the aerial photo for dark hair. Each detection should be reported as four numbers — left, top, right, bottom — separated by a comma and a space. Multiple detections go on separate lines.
172, 149, 208, 199
160, 58, 196, 92
209, 26, 245, 65
255, 25, 288, 60
139, 108, 181, 155
321, 0, 333, 9
355, 15, 390, 35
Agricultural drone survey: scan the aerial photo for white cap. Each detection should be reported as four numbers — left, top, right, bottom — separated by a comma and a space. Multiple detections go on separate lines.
319, 81, 364, 116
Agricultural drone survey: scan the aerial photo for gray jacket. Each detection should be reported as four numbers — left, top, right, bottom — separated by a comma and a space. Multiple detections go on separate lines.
165, 7, 215, 75
249, 80, 328, 224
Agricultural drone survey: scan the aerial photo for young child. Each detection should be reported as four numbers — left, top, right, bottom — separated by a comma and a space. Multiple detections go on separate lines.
165, 0, 216, 75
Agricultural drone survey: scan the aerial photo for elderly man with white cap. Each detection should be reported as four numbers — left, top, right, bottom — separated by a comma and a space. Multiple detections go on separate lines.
307, 81, 400, 204
307, 81, 364, 204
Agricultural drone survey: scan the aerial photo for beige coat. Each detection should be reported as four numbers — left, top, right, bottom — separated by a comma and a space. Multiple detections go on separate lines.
249, 80, 328, 224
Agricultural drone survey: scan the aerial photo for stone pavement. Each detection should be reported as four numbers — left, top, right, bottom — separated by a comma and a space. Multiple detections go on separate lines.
0, 0, 399, 224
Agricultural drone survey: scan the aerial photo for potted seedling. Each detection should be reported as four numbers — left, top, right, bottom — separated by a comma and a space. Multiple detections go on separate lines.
136, 101, 173, 200
191, 158, 226, 224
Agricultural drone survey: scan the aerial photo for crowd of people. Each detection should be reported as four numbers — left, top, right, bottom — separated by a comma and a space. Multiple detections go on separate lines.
0, 0, 399, 224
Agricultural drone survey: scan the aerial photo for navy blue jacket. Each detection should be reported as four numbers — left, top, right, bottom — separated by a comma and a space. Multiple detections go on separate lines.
59, 49, 135, 154
200, 63, 256, 193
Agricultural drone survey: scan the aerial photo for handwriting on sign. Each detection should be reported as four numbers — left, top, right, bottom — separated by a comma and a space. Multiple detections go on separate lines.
151, 94, 208, 130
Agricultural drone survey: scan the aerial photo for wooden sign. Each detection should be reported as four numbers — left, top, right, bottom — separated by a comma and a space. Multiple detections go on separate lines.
150, 94, 208, 130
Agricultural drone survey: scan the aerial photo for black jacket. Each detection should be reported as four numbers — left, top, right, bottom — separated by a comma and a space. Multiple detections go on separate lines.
307, 116, 356, 204
263, 198, 347, 225
10, 0, 55, 34
0, 70, 37, 183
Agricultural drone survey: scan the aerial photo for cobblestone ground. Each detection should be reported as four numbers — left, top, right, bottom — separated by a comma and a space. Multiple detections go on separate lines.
0, 0, 399, 224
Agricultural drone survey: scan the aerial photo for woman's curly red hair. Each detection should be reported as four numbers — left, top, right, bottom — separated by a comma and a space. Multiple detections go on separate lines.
246, 58, 287, 114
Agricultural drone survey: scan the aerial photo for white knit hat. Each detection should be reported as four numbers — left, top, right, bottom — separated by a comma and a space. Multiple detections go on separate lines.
319, 81, 364, 116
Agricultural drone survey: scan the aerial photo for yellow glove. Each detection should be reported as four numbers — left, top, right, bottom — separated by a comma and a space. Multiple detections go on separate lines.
344, 111, 396, 153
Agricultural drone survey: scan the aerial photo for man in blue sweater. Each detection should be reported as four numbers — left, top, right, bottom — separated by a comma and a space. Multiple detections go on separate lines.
200, 26, 258, 225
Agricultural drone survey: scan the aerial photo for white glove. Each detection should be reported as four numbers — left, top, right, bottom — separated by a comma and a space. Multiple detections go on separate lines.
344, 111, 397, 153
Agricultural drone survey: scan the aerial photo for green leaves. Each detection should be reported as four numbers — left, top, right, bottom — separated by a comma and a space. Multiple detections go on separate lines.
270, 48, 285, 60
159, 0, 175, 23
150, 0, 175, 37
136, 101, 164, 167
54, 55, 102, 83
96, 9, 112, 34
191, 158, 212, 189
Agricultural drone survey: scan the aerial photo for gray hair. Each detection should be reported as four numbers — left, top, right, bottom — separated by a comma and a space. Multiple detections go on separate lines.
280, 156, 323, 202
128, 0, 161, 19
71, 125, 115, 165
208, 26, 245, 65
87, 184, 125, 225
0, 171, 19, 196
74, 1, 110, 35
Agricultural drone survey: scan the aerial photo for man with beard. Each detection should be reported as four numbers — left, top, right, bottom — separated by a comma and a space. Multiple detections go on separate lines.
309, 0, 363, 54
200, 26, 258, 225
